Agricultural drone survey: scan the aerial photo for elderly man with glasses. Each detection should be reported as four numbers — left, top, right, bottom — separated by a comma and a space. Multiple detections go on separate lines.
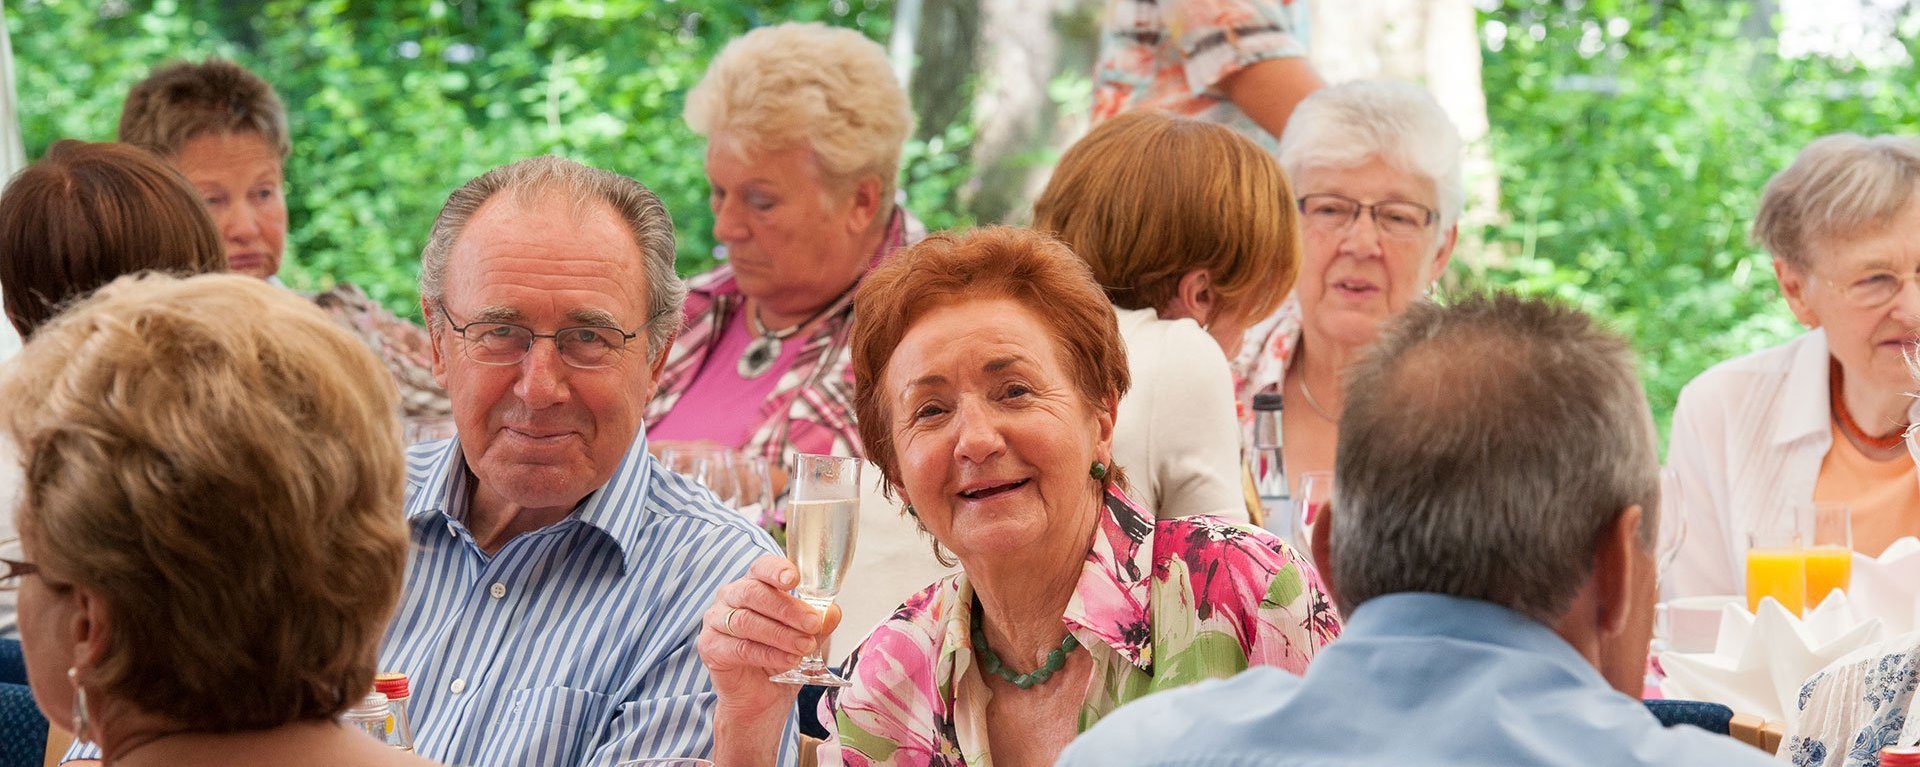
379, 156, 786, 765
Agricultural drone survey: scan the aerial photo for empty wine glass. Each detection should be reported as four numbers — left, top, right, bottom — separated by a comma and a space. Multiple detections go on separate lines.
771, 453, 860, 687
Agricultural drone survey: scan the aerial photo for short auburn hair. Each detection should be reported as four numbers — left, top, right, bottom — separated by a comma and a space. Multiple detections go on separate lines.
0, 140, 226, 336
119, 58, 290, 159
1, 273, 407, 731
851, 227, 1132, 493
1033, 111, 1299, 324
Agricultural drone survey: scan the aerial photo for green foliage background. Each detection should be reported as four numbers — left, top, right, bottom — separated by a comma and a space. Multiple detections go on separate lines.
9, 0, 1920, 440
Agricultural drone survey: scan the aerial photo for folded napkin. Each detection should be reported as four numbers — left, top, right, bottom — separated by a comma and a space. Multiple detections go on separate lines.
1659, 593, 1886, 721
1846, 536, 1920, 636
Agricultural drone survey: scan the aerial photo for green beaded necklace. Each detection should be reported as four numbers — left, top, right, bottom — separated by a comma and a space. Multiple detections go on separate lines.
969, 598, 1079, 690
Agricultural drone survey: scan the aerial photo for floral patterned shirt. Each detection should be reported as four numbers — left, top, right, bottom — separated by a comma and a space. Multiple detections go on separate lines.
1231, 292, 1302, 433
644, 209, 922, 465
1092, 0, 1310, 151
819, 488, 1341, 765
1785, 635, 1920, 767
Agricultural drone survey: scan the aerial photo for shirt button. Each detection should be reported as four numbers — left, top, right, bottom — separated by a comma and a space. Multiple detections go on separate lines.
450, 678, 467, 695
489, 582, 507, 599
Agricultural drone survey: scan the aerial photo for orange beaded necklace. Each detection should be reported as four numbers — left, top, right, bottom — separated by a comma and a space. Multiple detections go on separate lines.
1830, 357, 1909, 453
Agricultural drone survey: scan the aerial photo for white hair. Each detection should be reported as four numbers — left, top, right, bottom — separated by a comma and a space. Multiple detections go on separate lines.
1753, 133, 1920, 272
1278, 80, 1466, 230
685, 23, 911, 207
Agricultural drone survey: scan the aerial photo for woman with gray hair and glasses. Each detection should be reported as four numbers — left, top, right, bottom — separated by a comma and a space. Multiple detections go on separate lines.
1666, 134, 1920, 600
1234, 79, 1463, 496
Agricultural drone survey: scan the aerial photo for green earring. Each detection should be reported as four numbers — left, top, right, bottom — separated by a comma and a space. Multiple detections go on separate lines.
1090, 462, 1109, 481
904, 503, 915, 516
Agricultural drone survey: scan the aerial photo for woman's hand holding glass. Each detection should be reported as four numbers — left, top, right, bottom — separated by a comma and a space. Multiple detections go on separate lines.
695, 555, 843, 762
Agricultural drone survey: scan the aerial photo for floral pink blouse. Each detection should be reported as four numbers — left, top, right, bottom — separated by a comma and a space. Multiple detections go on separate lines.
818, 488, 1340, 765
1092, 0, 1310, 150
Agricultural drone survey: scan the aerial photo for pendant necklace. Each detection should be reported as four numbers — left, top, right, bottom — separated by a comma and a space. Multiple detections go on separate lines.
737, 291, 852, 380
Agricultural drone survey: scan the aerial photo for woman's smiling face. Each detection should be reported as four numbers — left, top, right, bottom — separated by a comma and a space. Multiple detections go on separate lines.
882, 297, 1114, 563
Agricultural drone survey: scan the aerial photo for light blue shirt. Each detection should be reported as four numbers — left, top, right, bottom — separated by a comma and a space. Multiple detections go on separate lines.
1059, 593, 1778, 767
381, 434, 789, 766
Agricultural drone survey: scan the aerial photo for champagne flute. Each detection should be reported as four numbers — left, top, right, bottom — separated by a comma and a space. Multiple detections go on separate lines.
1293, 471, 1333, 566
771, 453, 860, 687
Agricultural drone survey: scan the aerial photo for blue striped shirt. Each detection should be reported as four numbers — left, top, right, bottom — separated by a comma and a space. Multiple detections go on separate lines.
381, 434, 790, 766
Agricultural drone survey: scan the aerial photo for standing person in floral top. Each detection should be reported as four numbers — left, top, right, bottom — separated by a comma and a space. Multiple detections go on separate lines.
647, 22, 922, 466
695, 227, 1339, 766
1092, 0, 1325, 150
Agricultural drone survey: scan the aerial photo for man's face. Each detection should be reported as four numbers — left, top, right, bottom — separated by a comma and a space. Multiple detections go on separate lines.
1599, 523, 1659, 697
430, 194, 661, 513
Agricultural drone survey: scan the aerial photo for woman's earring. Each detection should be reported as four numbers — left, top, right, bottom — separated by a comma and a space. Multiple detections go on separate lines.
1090, 462, 1109, 481
68, 667, 90, 739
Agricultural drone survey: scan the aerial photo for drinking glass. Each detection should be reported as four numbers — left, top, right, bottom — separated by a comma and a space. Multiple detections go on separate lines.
1801, 501, 1852, 609
771, 453, 860, 687
1744, 503, 1807, 616
730, 454, 774, 525
1293, 472, 1333, 566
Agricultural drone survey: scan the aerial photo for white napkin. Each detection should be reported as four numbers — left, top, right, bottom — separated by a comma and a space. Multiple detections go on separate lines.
1846, 537, 1920, 636
1659, 593, 1886, 721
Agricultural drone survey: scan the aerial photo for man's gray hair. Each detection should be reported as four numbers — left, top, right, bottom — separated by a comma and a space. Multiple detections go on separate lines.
1753, 133, 1920, 272
1278, 79, 1466, 231
418, 155, 685, 359
1330, 292, 1659, 624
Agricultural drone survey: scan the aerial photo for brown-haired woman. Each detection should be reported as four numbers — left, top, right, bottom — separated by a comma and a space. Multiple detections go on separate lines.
696, 227, 1339, 766
1033, 110, 1301, 521
0, 139, 224, 336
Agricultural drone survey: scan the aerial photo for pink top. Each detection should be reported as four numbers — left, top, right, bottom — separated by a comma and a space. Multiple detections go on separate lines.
646, 309, 803, 448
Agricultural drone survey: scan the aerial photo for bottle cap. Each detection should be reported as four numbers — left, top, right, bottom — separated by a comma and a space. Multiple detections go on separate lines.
374, 672, 410, 701
1882, 746, 1920, 767
345, 690, 390, 719
1252, 392, 1284, 411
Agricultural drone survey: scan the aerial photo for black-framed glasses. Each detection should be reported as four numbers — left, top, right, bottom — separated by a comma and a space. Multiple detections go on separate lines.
436, 301, 642, 369
1821, 269, 1920, 309
1297, 193, 1438, 239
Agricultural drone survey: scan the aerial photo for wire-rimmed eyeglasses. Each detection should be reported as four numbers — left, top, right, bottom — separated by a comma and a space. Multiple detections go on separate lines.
436, 301, 643, 369
1297, 193, 1438, 240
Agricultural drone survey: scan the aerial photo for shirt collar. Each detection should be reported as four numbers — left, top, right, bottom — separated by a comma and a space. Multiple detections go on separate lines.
403, 432, 658, 572
1343, 592, 1612, 688
1776, 328, 1833, 446
1062, 488, 1158, 672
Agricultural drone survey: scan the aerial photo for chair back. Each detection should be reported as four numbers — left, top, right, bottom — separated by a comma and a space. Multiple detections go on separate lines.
0, 682, 46, 767
0, 639, 26, 687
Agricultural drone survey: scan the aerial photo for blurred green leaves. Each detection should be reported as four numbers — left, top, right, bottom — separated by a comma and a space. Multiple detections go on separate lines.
1475, 0, 1920, 442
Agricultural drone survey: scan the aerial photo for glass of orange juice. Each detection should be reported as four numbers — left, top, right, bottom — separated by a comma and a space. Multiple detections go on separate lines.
1802, 502, 1852, 610
1745, 504, 1806, 616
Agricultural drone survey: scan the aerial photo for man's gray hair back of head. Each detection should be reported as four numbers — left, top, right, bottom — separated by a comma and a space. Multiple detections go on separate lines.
1331, 292, 1658, 624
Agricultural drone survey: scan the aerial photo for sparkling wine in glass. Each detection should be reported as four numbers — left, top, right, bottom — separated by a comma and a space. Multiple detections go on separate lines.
771, 453, 860, 687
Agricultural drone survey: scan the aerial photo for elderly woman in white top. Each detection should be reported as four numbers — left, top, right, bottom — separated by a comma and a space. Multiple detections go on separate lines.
1235, 80, 1463, 494
1667, 135, 1920, 599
